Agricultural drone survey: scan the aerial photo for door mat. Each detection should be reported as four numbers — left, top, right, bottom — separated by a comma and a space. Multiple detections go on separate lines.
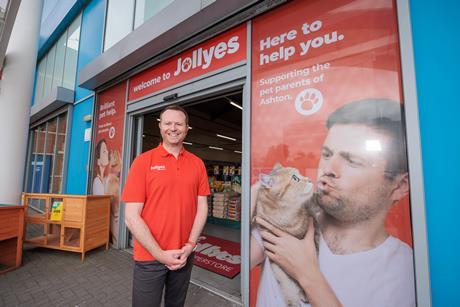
193, 234, 241, 278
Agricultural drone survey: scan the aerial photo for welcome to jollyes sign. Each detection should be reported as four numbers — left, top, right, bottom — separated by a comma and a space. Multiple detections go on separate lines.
128, 24, 247, 101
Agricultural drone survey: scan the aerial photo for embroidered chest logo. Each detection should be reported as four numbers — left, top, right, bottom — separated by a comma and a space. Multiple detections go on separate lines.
150, 165, 166, 171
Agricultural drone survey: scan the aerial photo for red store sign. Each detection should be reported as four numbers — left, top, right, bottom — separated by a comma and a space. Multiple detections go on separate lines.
128, 24, 247, 101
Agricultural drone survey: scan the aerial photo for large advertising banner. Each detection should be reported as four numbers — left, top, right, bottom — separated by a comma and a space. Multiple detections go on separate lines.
128, 24, 247, 101
250, 0, 416, 306
92, 81, 127, 247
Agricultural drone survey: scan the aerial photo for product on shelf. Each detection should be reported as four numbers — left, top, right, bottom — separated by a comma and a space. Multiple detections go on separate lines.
205, 162, 242, 224
222, 181, 232, 192
231, 175, 241, 194
209, 192, 241, 221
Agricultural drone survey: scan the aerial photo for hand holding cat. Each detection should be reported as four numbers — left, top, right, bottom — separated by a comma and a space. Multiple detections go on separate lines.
256, 216, 320, 285
257, 216, 342, 307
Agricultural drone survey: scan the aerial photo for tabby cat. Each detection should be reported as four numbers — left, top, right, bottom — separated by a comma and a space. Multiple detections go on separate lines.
256, 163, 320, 306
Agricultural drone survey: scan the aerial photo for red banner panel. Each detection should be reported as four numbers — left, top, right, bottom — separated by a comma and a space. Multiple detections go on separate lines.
92, 81, 127, 246
128, 24, 247, 101
250, 0, 416, 306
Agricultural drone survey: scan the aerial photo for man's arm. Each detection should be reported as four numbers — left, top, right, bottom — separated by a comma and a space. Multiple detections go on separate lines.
125, 202, 183, 268
180, 195, 208, 259
257, 217, 342, 307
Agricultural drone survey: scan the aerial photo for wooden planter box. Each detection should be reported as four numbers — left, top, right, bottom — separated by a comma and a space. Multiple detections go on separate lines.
0, 205, 24, 274
22, 193, 111, 261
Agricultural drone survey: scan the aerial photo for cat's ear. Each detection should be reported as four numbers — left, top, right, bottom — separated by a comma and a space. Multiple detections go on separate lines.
273, 162, 282, 170
259, 173, 273, 188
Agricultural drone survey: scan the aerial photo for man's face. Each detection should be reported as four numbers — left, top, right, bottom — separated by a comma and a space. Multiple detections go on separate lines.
159, 110, 188, 147
316, 124, 396, 224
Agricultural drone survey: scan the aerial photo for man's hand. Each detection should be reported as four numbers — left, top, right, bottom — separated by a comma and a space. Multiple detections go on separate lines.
167, 243, 194, 270
181, 242, 194, 258
256, 217, 320, 288
156, 249, 185, 270
256, 216, 342, 307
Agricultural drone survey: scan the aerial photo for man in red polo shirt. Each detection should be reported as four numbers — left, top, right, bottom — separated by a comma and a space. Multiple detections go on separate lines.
122, 105, 210, 307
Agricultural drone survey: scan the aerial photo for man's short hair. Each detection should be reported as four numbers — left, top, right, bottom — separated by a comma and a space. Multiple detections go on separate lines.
160, 105, 189, 125
326, 99, 408, 179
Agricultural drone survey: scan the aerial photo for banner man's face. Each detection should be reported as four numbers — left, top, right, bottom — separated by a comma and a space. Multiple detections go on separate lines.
316, 124, 394, 223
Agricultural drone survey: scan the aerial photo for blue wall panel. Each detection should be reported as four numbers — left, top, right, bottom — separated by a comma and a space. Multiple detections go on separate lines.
409, 1, 460, 306
65, 97, 93, 194
65, 0, 105, 194
75, 0, 105, 102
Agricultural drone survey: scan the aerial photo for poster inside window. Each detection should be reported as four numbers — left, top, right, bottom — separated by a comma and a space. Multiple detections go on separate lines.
249, 0, 416, 306
92, 82, 127, 247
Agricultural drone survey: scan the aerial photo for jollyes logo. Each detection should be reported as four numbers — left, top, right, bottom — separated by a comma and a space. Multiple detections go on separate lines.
195, 236, 241, 264
173, 36, 240, 77
150, 165, 166, 171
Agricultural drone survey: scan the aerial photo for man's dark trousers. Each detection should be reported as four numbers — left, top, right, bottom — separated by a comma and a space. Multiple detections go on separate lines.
133, 254, 194, 307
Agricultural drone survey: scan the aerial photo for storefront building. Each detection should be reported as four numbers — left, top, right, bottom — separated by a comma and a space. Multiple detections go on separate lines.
9, 0, 459, 306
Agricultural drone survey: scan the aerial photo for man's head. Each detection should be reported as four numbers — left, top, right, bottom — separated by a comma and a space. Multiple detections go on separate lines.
159, 105, 189, 147
316, 99, 409, 224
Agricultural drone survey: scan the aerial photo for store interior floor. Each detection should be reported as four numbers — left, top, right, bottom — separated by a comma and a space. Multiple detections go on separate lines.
191, 223, 241, 302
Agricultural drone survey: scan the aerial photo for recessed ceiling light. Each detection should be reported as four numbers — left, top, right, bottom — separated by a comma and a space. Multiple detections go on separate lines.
229, 100, 243, 110
183, 141, 193, 145
234, 150, 242, 154
216, 134, 236, 141
209, 146, 224, 151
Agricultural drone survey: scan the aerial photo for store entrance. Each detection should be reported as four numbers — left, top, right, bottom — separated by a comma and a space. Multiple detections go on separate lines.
140, 91, 243, 301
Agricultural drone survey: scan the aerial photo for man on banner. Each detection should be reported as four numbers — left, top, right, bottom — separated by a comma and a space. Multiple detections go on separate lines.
122, 105, 210, 307
251, 99, 415, 307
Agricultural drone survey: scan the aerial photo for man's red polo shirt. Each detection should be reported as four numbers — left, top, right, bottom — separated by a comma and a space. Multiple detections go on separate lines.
121, 145, 210, 261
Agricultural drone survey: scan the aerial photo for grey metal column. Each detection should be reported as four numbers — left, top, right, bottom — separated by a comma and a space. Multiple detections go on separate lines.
396, 0, 431, 306
119, 114, 143, 248
0, 0, 44, 204
241, 20, 252, 307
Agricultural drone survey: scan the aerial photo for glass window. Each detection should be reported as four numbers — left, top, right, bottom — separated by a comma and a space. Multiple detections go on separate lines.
103, 1, 177, 51
134, 0, 173, 29
104, 0, 134, 51
43, 45, 56, 99
62, 14, 81, 90
33, 60, 46, 104
28, 124, 46, 193
52, 33, 67, 90
26, 112, 68, 194
32, 14, 81, 105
